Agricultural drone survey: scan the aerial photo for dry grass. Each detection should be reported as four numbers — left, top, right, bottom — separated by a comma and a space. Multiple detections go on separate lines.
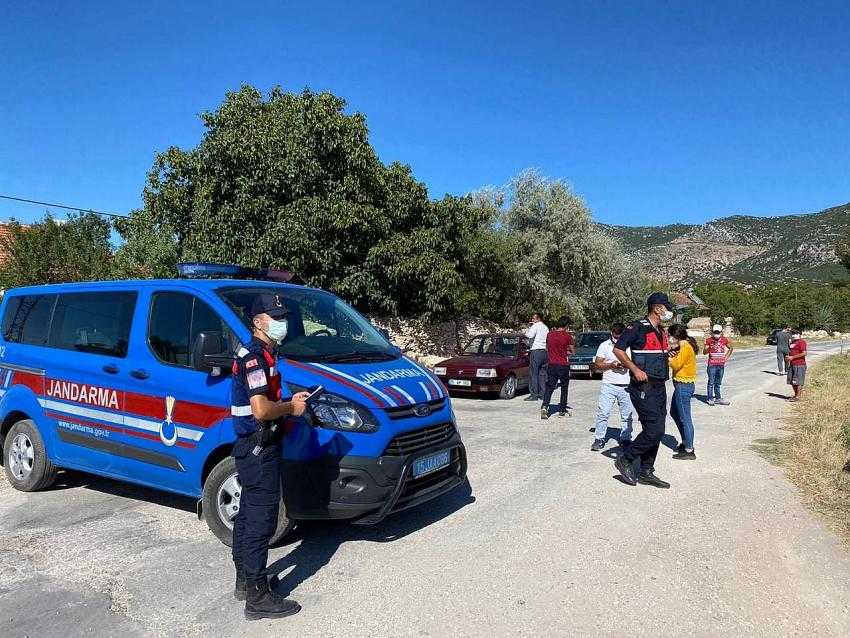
782, 354, 850, 543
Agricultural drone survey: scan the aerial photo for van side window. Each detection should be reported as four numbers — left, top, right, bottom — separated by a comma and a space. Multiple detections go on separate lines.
1, 295, 57, 345
149, 292, 229, 367
49, 292, 137, 357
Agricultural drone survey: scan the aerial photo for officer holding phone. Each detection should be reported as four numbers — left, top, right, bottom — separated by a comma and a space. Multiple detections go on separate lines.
230, 292, 310, 620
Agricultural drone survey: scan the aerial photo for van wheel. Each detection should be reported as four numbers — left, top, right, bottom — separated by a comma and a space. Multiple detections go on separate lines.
3, 419, 58, 492
499, 374, 518, 400
202, 455, 294, 547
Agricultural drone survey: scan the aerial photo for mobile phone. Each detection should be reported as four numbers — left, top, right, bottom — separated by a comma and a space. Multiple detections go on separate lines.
305, 385, 324, 402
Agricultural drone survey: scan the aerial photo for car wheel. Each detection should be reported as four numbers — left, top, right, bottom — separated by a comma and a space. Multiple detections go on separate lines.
202, 455, 294, 547
3, 419, 59, 492
499, 374, 518, 400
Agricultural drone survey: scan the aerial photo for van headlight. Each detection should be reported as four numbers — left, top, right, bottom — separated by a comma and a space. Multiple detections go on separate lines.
310, 393, 378, 433
433, 366, 447, 376
476, 368, 497, 378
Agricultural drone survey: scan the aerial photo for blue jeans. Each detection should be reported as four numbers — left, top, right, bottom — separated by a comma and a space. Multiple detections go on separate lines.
706, 365, 725, 401
593, 383, 634, 442
670, 381, 695, 450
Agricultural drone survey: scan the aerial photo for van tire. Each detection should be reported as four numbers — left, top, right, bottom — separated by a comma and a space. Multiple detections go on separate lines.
202, 455, 294, 547
499, 374, 518, 400
3, 419, 59, 492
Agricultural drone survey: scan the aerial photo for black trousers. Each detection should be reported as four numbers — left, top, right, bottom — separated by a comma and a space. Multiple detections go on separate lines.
624, 381, 667, 472
232, 439, 281, 583
542, 364, 571, 411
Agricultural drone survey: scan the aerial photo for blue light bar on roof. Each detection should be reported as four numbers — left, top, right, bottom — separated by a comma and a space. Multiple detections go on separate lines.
176, 263, 297, 283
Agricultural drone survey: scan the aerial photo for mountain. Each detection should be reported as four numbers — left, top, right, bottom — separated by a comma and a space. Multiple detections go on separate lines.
603, 203, 850, 286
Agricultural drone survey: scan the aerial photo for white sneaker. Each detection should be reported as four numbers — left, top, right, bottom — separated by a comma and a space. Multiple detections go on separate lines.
707, 399, 716, 406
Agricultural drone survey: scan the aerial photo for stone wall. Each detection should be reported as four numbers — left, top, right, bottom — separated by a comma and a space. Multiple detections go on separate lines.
370, 316, 516, 367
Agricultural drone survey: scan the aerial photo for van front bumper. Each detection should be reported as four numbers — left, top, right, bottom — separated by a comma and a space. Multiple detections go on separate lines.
282, 431, 467, 524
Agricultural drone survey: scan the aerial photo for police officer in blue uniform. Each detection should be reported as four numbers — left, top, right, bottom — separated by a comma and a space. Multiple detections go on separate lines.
231, 292, 309, 620
612, 292, 674, 489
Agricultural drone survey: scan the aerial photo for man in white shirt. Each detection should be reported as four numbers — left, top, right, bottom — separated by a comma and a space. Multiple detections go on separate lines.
590, 322, 635, 451
524, 312, 549, 401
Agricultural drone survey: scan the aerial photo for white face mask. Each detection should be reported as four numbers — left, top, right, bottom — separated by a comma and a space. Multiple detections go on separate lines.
660, 309, 674, 322
791, 334, 801, 341
265, 318, 289, 343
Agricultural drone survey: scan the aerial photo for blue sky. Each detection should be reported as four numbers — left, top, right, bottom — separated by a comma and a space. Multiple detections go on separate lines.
1, 1, 849, 227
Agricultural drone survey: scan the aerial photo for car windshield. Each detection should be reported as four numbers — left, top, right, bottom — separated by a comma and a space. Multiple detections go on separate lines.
217, 286, 398, 362
576, 332, 609, 348
462, 336, 519, 356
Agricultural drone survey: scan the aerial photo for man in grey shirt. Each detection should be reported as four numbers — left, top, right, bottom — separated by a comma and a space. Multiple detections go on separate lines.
524, 312, 549, 401
776, 325, 792, 375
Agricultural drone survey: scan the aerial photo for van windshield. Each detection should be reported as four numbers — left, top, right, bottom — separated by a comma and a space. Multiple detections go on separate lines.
217, 286, 398, 363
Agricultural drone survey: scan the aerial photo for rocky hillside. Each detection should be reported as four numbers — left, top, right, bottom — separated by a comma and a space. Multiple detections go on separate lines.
603, 202, 850, 286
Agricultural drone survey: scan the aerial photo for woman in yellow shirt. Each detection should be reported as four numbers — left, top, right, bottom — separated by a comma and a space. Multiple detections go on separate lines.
668, 324, 697, 459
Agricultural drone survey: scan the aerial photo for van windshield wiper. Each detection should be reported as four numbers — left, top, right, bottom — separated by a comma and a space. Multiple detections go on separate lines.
317, 351, 397, 363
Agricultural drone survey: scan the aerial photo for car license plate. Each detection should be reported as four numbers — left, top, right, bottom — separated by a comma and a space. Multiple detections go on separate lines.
448, 379, 471, 386
412, 450, 451, 478
572, 364, 590, 371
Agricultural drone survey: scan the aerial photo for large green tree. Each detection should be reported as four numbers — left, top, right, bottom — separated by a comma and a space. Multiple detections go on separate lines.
0, 213, 113, 288
116, 85, 496, 319
483, 170, 648, 326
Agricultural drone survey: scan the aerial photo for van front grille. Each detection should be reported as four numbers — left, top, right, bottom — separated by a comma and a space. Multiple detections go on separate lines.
383, 422, 456, 456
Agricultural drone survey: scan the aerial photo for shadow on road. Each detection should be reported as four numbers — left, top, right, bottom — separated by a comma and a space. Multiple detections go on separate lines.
267, 478, 475, 597
44, 470, 198, 513
765, 392, 790, 401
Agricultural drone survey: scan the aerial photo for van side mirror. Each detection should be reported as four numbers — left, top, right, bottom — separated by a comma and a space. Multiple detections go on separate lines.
191, 331, 233, 375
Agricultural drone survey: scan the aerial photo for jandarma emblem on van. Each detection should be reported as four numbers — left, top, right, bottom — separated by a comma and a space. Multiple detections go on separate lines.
46, 379, 120, 410
358, 368, 424, 384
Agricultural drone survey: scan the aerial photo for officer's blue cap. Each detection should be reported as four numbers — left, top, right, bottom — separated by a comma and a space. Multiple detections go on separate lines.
647, 292, 673, 310
250, 292, 289, 319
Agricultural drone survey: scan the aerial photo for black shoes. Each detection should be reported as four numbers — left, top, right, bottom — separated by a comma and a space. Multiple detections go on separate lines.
590, 439, 605, 452
244, 578, 301, 620
524, 395, 538, 402
234, 569, 247, 601
614, 455, 637, 486
672, 449, 696, 460
558, 410, 570, 417
638, 471, 671, 489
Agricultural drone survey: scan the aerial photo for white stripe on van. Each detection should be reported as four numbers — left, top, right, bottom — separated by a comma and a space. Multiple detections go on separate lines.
418, 381, 432, 401
38, 398, 203, 443
404, 357, 444, 398
392, 385, 416, 404
308, 363, 398, 407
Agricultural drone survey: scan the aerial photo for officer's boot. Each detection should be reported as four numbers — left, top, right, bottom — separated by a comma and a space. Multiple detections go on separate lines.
244, 578, 301, 620
234, 567, 247, 601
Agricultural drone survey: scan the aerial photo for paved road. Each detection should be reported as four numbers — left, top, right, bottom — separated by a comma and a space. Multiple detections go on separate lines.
2, 342, 849, 637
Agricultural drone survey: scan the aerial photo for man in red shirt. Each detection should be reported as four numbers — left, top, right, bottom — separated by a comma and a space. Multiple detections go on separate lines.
703, 324, 733, 405
785, 330, 807, 401
541, 316, 575, 419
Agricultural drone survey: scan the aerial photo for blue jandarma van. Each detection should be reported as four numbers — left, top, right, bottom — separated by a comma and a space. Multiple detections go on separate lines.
0, 264, 467, 544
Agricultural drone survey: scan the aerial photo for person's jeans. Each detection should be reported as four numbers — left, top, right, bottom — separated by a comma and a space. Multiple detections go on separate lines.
542, 364, 570, 412
706, 365, 725, 401
670, 381, 695, 450
594, 383, 634, 442
529, 349, 548, 398
777, 349, 788, 374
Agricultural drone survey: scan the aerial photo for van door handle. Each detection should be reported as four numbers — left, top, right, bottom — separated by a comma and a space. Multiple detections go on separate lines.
130, 369, 150, 380
103, 364, 119, 374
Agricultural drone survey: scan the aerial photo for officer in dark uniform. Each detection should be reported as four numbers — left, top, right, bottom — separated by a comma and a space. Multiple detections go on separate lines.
612, 292, 674, 489
231, 292, 309, 620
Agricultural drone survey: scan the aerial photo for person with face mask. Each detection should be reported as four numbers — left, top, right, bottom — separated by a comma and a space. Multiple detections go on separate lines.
611, 292, 674, 488
703, 324, 733, 405
230, 292, 310, 620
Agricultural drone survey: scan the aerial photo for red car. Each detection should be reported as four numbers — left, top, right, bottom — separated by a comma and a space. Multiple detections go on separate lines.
432, 333, 530, 399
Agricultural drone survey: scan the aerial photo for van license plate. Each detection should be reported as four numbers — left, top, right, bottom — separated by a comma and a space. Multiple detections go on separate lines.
448, 379, 471, 386
412, 450, 451, 478
572, 365, 589, 371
